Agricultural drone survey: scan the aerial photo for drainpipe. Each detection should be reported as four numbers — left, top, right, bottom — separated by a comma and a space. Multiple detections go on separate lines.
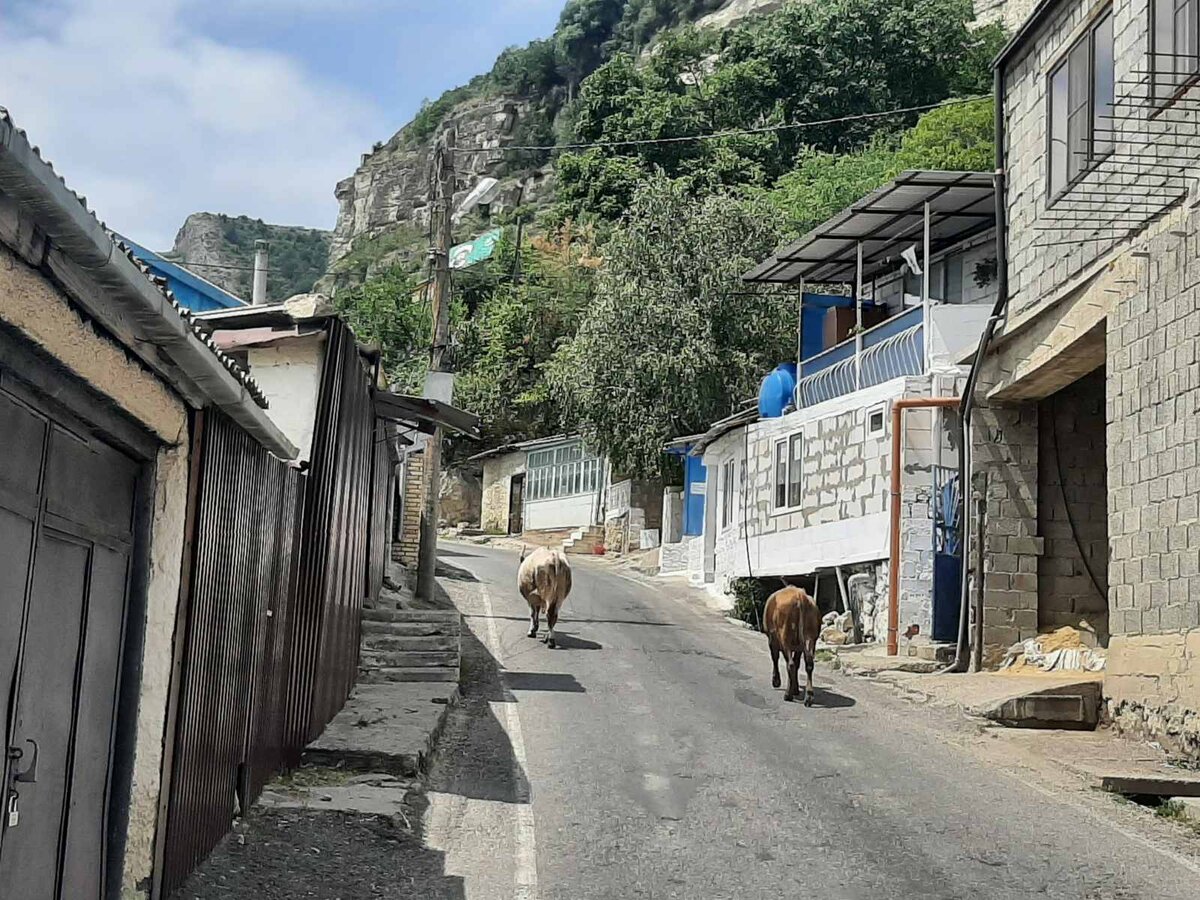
887, 396, 961, 656
252, 240, 269, 305
943, 66, 1012, 673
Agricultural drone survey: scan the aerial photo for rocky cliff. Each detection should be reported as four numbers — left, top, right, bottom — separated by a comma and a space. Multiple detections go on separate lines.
325, 0, 783, 283
167, 212, 332, 302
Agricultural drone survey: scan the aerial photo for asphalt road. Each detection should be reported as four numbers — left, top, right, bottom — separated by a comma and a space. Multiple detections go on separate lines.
424, 542, 1200, 900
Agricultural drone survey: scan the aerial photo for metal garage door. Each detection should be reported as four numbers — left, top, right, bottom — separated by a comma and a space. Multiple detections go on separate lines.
0, 379, 141, 899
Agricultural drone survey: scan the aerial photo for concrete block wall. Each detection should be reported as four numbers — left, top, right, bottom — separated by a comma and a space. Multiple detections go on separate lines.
1037, 367, 1109, 641
1002, 0, 1197, 337
971, 391, 1042, 655
394, 450, 425, 567
1105, 204, 1200, 761
660, 534, 699, 575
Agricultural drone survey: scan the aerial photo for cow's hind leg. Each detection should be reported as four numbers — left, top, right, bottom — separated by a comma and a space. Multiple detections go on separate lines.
785, 650, 800, 702
528, 603, 540, 639
546, 603, 559, 649
803, 638, 816, 707
769, 637, 781, 689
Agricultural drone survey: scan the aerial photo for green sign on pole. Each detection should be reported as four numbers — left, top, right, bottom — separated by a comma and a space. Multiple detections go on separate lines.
449, 228, 503, 270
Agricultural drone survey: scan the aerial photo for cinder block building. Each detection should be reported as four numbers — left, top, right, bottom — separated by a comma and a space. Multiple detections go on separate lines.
982, 0, 1200, 757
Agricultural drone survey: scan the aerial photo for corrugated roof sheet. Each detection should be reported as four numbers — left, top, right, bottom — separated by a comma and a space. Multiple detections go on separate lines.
0, 106, 268, 408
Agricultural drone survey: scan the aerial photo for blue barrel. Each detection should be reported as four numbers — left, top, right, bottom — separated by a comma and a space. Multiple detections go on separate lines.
758, 363, 798, 418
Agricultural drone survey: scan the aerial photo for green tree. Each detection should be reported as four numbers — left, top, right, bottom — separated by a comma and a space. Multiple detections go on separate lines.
548, 177, 794, 477
767, 97, 995, 236
452, 225, 601, 454
553, 0, 999, 224
332, 267, 430, 392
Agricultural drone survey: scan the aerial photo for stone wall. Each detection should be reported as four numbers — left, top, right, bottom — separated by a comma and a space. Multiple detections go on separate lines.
1037, 367, 1109, 642
660, 534, 698, 576
480, 450, 525, 534
394, 450, 425, 567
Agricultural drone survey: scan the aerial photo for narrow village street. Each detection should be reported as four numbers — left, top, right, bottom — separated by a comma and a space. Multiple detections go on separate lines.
421, 543, 1200, 900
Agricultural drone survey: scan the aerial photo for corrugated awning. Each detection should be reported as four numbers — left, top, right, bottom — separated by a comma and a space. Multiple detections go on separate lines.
374, 391, 482, 439
743, 170, 995, 286
691, 408, 759, 455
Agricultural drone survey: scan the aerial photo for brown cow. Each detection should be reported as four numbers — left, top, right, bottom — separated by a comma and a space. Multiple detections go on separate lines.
518, 545, 573, 649
763, 586, 821, 705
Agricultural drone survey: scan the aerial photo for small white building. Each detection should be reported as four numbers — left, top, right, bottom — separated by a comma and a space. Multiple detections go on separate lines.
474, 435, 609, 536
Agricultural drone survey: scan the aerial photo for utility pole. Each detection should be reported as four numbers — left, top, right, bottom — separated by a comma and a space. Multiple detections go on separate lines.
417, 128, 456, 602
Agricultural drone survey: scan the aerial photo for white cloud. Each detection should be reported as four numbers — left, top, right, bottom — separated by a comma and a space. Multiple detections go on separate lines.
0, 0, 384, 249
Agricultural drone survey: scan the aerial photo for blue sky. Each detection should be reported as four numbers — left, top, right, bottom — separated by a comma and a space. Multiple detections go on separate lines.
0, 0, 564, 249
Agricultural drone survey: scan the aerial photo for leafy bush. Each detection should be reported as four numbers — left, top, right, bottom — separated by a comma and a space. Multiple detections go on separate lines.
729, 578, 771, 630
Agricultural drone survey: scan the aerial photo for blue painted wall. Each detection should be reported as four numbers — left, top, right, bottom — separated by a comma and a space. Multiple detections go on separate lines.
119, 236, 246, 313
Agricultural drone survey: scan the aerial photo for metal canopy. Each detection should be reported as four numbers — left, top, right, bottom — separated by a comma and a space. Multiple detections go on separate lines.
691, 407, 758, 456
743, 171, 995, 286
373, 391, 482, 439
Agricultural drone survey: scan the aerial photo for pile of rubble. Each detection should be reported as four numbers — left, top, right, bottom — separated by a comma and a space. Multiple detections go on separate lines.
819, 610, 856, 646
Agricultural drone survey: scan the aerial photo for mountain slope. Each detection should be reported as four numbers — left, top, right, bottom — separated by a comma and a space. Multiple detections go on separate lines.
166, 213, 331, 302
324, 0, 782, 283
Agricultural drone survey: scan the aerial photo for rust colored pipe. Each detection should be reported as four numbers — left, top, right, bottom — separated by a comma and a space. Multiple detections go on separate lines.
888, 396, 961, 656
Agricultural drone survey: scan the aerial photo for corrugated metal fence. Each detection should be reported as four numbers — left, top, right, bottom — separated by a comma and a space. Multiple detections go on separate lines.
288, 319, 375, 748
159, 319, 386, 896
158, 409, 305, 893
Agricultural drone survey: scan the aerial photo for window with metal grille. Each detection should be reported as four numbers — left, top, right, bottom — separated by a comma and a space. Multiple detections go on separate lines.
1048, 10, 1115, 199
1153, 0, 1200, 105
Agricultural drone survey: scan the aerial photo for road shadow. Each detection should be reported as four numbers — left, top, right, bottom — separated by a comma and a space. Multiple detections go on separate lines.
172, 806, 466, 900
549, 631, 603, 651
434, 560, 479, 582
471, 613, 675, 628
811, 688, 857, 709
427, 614, 530, 805
437, 548, 480, 559
505, 671, 587, 693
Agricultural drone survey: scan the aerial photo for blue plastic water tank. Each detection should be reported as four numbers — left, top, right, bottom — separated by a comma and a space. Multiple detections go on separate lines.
758, 363, 797, 418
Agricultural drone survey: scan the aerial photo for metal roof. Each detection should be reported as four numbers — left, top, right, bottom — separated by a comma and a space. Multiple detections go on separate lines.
0, 107, 295, 457
468, 434, 578, 462
691, 407, 758, 455
374, 391, 482, 439
742, 171, 995, 286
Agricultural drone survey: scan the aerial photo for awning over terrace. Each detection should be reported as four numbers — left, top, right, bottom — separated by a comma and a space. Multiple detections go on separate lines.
742, 171, 995, 286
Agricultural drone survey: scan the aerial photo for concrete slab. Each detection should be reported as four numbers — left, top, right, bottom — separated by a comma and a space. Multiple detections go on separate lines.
305, 682, 459, 776
834, 645, 942, 675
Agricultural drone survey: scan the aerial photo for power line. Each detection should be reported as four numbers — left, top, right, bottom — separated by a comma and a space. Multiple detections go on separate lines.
462, 94, 993, 154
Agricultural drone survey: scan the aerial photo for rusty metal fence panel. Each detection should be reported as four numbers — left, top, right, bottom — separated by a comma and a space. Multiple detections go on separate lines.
160, 409, 305, 895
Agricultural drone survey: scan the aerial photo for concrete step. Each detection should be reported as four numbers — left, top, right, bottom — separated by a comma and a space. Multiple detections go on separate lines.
361, 619, 459, 638
363, 634, 459, 653
358, 666, 459, 684
362, 608, 460, 624
361, 650, 459, 668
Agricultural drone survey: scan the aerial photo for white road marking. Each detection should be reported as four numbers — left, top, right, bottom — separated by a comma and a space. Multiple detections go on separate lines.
481, 584, 540, 900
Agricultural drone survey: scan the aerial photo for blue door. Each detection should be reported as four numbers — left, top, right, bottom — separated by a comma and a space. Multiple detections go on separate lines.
683, 455, 706, 537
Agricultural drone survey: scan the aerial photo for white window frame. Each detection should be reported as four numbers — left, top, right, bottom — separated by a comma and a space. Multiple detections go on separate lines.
525, 442, 600, 502
866, 402, 888, 437
772, 432, 804, 514
721, 458, 735, 530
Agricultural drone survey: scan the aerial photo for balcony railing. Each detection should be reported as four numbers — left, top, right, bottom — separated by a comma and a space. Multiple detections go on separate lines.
795, 306, 925, 408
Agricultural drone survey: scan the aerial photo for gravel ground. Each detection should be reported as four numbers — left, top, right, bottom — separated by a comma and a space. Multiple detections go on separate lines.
173, 801, 465, 900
